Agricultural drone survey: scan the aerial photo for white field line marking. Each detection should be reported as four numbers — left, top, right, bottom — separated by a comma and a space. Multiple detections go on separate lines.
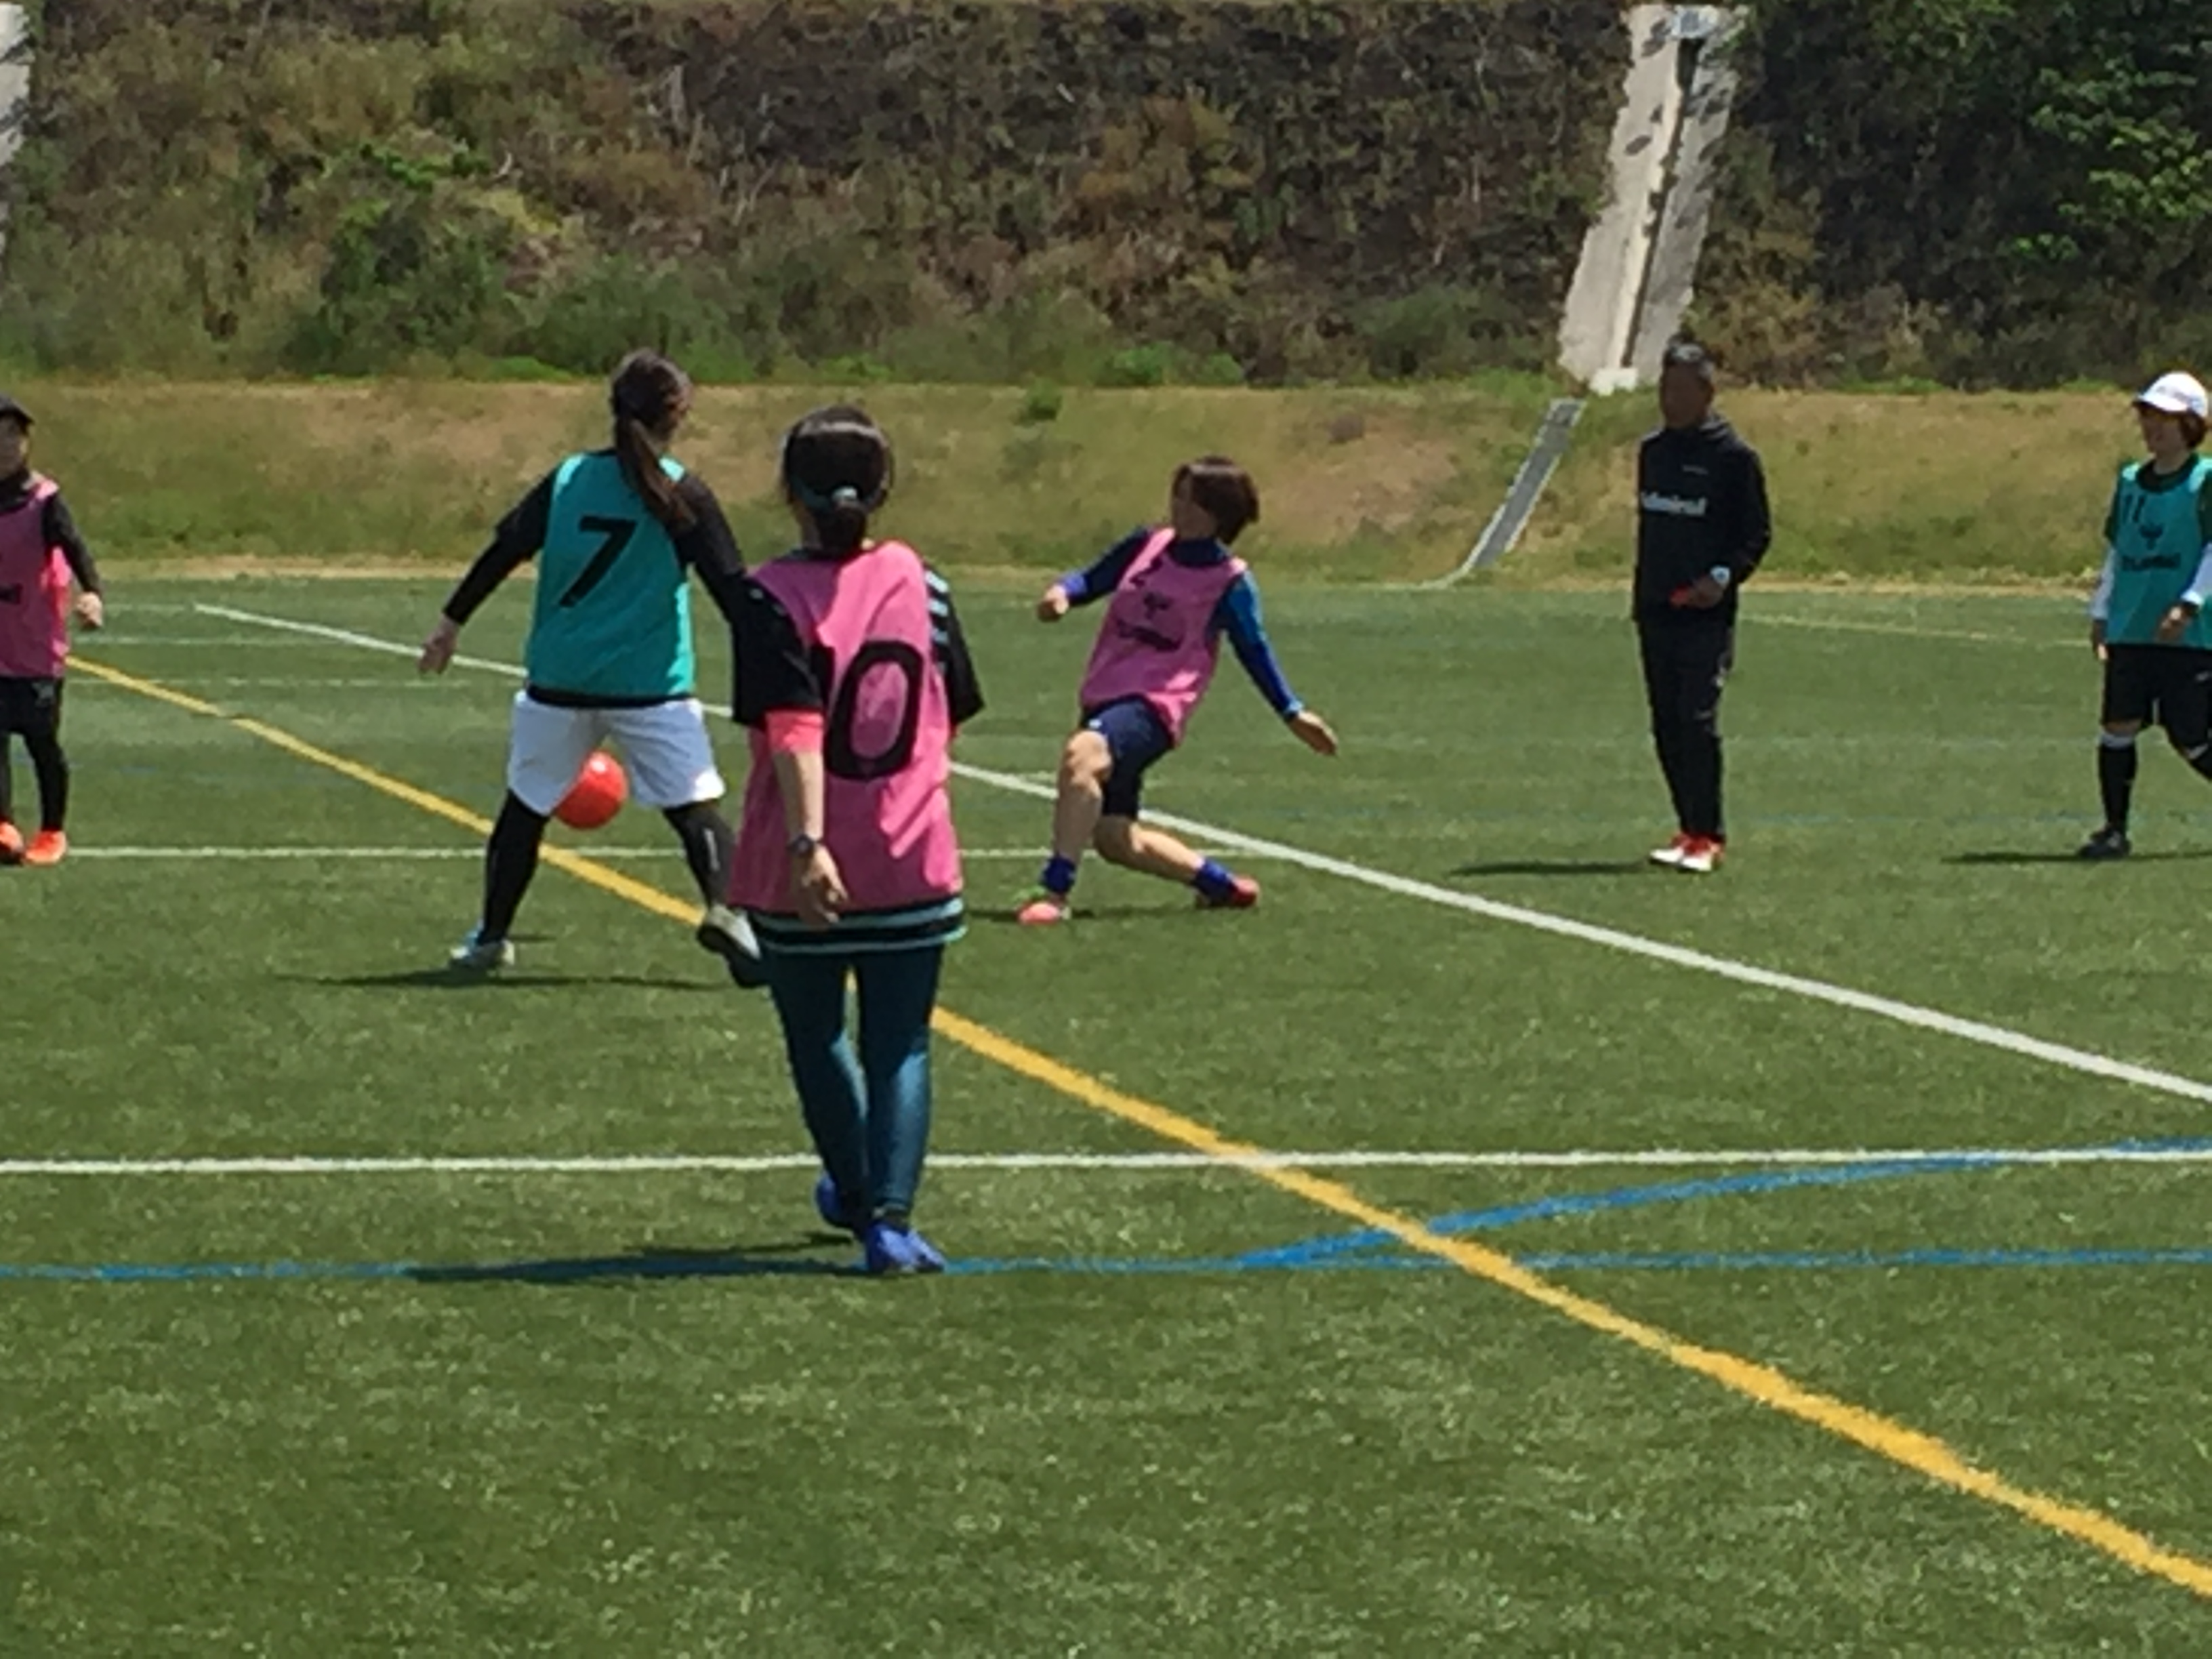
6, 1147, 2212, 1178
198, 602, 2212, 1109
1759, 613, 2079, 650
194, 605, 519, 675
66, 845, 1122, 862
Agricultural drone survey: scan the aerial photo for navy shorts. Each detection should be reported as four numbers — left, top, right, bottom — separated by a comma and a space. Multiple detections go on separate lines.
1083, 697, 1174, 819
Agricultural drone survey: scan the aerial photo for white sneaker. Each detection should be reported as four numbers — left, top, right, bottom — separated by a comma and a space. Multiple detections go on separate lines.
697, 903, 769, 989
1649, 833, 1694, 869
448, 927, 516, 972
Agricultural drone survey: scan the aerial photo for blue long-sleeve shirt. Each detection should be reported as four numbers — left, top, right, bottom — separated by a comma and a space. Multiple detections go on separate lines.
1058, 528, 1304, 717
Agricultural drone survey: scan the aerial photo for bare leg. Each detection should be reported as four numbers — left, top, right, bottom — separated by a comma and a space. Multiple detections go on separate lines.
1094, 815, 1204, 885
1050, 730, 1113, 865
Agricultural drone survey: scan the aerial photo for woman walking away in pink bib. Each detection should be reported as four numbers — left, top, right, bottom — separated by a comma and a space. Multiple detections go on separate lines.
0, 394, 105, 868
728, 407, 983, 1275
1017, 456, 1336, 924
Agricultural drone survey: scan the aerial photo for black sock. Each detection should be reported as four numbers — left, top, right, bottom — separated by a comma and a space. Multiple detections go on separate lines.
0, 732, 13, 825
23, 730, 66, 832
1658, 723, 1724, 839
480, 794, 548, 942
2098, 739, 2138, 832
663, 802, 735, 907
1652, 727, 1693, 831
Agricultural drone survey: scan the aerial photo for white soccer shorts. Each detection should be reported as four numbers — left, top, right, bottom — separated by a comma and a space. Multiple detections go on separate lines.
506, 693, 726, 816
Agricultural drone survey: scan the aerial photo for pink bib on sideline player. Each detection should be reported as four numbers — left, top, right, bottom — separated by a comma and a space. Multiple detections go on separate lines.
1076, 528, 1248, 745
731, 541, 963, 916
0, 476, 67, 679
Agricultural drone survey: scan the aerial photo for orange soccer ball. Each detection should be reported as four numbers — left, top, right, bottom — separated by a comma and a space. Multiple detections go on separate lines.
555, 750, 628, 830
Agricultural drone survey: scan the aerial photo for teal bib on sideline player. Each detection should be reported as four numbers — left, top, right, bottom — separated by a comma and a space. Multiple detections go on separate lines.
2106, 456, 2212, 649
526, 452, 695, 699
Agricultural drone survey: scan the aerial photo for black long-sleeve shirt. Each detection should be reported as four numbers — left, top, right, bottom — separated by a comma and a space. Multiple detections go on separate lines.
732, 556, 984, 730
441, 455, 747, 630
1633, 415, 1771, 624
0, 469, 100, 594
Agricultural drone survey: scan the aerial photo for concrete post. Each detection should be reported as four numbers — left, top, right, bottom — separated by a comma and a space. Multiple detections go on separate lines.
0, 5, 29, 266
1557, 5, 1740, 394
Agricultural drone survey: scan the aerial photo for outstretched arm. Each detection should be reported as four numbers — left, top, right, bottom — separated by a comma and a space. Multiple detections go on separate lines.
421, 472, 554, 672
1038, 527, 1152, 620
1216, 574, 1338, 755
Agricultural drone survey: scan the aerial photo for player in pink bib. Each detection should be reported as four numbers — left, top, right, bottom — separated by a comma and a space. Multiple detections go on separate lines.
0, 394, 106, 868
728, 407, 983, 1275
1018, 457, 1336, 923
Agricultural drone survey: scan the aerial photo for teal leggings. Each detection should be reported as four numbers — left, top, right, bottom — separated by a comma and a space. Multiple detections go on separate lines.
763, 945, 944, 1219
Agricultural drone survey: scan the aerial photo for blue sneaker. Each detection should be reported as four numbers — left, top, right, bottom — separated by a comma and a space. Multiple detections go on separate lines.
861, 1219, 946, 1276
813, 1172, 867, 1234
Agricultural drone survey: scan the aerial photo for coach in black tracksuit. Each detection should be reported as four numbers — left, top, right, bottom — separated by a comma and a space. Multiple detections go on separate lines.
1634, 342, 1771, 871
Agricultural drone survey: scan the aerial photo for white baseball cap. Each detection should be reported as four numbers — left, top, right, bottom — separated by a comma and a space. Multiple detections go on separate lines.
2135, 371, 2209, 419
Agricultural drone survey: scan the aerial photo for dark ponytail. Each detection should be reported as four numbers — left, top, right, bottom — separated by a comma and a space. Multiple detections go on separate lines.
780, 405, 893, 558
609, 350, 697, 533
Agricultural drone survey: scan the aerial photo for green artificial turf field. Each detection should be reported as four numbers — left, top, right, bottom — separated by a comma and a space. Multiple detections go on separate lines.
4, 577, 2210, 1654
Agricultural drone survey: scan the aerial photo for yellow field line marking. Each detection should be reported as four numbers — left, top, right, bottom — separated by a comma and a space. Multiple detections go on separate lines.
74, 655, 2212, 1601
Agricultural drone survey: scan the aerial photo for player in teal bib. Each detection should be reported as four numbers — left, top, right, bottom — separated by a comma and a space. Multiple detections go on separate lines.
526, 451, 698, 701
2081, 371, 2212, 859
419, 350, 766, 983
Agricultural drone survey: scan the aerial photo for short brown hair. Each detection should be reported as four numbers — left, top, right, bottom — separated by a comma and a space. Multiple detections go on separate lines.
1175, 455, 1261, 544
2184, 412, 2209, 450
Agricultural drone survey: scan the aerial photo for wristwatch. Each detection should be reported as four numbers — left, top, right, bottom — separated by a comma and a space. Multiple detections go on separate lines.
787, 832, 822, 857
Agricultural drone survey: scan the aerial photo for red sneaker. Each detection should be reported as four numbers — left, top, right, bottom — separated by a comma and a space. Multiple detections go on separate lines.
0, 821, 22, 865
1675, 836, 1725, 875
22, 829, 66, 867
1648, 832, 1696, 869
1195, 874, 1261, 910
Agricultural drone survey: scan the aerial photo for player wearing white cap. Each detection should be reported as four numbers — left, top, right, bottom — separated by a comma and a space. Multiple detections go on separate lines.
2080, 371, 2212, 859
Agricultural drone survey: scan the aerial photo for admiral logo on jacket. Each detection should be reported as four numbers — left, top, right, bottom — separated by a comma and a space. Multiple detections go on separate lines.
1634, 414, 1773, 622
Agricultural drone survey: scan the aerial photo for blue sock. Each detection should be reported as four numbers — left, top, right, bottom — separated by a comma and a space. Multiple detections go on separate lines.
1193, 859, 1237, 900
1041, 855, 1078, 896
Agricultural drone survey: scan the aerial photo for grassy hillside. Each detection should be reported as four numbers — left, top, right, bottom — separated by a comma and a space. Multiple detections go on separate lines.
18, 380, 2135, 587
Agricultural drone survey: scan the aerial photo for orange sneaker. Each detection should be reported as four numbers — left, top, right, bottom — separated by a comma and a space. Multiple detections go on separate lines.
0, 821, 22, 865
1015, 890, 1070, 926
22, 829, 66, 867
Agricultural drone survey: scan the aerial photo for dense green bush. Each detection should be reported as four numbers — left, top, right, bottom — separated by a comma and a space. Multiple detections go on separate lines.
7, 0, 2207, 388
1, 0, 1620, 384
1702, 0, 2212, 385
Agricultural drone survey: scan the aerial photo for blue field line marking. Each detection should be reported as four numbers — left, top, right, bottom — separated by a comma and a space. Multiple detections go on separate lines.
12, 1136, 2211, 1286
1234, 1156, 1990, 1270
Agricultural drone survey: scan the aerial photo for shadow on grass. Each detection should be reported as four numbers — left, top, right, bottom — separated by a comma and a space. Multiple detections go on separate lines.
1448, 859, 1650, 879
411, 1238, 856, 1286
1946, 849, 2212, 867
967, 904, 1191, 926
300, 968, 724, 993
